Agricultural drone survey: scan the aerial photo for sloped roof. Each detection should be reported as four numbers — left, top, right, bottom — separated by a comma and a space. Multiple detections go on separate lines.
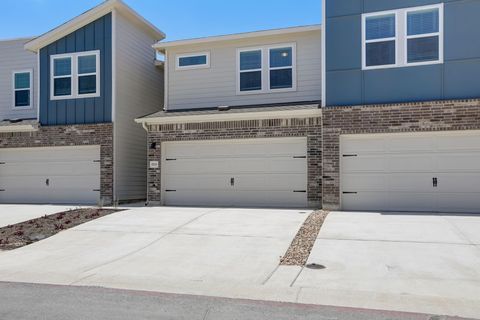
25, 0, 165, 52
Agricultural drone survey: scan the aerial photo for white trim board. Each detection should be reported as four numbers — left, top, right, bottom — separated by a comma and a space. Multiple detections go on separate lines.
361, 3, 444, 70
135, 108, 322, 125
154, 25, 321, 50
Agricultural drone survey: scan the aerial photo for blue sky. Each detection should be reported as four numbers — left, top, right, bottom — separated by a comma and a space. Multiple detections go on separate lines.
0, 0, 321, 41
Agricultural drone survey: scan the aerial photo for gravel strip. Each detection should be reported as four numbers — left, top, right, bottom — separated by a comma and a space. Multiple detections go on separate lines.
0, 208, 120, 250
280, 210, 330, 266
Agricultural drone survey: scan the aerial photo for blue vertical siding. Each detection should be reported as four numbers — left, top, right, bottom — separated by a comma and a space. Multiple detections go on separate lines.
39, 13, 112, 125
325, 0, 480, 106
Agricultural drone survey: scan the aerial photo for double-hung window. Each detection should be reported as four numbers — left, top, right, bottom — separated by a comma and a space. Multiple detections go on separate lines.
362, 4, 443, 70
51, 50, 100, 100
406, 7, 441, 64
237, 43, 296, 94
364, 13, 397, 68
13, 70, 32, 108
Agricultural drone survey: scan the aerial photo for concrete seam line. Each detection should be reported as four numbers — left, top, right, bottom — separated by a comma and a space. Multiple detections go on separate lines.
289, 266, 304, 288
78, 208, 224, 275
316, 237, 476, 246
261, 265, 280, 285
442, 217, 474, 246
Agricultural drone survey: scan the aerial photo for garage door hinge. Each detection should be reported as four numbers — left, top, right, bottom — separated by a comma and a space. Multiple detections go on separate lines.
342, 191, 358, 194
342, 154, 358, 157
165, 158, 177, 161
165, 189, 177, 192
93, 160, 101, 163
0, 162, 5, 164
293, 156, 307, 159
93, 189, 100, 192
293, 190, 307, 193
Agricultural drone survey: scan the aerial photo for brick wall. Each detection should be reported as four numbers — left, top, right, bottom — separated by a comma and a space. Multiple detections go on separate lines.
0, 123, 114, 205
147, 117, 322, 208
323, 99, 480, 209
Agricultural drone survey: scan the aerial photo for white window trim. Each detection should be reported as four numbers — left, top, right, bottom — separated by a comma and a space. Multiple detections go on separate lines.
362, 3, 443, 70
236, 42, 297, 95
50, 50, 101, 100
404, 4, 444, 67
12, 69, 33, 110
175, 51, 210, 70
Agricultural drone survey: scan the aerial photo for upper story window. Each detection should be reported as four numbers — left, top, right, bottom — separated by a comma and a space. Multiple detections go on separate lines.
237, 43, 296, 94
13, 70, 32, 108
51, 50, 100, 100
362, 4, 443, 70
176, 52, 210, 70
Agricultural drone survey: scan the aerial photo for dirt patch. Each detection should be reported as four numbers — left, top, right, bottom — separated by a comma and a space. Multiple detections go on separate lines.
0, 208, 120, 250
280, 210, 330, 266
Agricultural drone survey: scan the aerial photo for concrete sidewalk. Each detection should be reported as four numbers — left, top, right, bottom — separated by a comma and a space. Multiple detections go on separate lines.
0, 204, 82, 228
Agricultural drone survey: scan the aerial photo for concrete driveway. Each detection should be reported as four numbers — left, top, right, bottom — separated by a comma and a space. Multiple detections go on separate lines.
0, 204, 81, 228
293, 211, 480, 318
0, 206, 308, 297
0, 207, 479, 318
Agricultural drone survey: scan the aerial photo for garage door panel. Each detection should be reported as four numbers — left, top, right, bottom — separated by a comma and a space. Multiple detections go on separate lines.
164, 174, 230, 190
388, 155, 435, 172
342, 174, 388, 191
342, 173, 433, 192
436, 173, 480, 193
234, 174, 306, 190
436, 153, 480, 171
0, 146, 100, 205
436, 193, 480, 213
0, 161, 100, 176
162, 138, 307, 208
342, 156, 386, 172
386, 136, 433, 152
341, 131, 480, 213
165, 139, 306, 158
435, 134, 480, 151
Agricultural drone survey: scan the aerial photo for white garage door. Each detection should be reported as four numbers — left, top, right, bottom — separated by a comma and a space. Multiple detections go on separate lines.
0, 146, 101, 204
341, 131, 480, 213
161, 138, 308, 208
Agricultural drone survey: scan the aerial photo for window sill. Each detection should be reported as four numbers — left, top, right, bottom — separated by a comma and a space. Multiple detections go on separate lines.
50, 93, 100, 101
236, 87, 297, 96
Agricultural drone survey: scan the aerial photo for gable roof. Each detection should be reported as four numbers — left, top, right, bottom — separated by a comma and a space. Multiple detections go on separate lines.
24, 0, 165, 52
154, 24, 321, 51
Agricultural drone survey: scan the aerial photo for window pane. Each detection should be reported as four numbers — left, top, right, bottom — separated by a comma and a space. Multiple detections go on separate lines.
15, 72, 30, 89
179, 55, 207, 67
78, 55, 97, 74
15, 90, 30, 107
408, 9, 439, 36
54, 57, 71, 76
78, 75, 97, 94
270, 69, 292, 89
408, 36, 439, 63
240, 50, 261, 70
240, 71, 261, 91
366, 40, 395, 66
270, 47, 292, 68
366, 14, 395, 40
54, 77, 71, 96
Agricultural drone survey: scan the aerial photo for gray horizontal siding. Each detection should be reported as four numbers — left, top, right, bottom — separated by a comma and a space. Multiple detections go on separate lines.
39, 13, 112, 125
0, 39, 37, 121
325, 0, 480, 106
166, 30, 321, 110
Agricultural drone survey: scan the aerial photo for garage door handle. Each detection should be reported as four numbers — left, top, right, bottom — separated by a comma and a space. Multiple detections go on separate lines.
433, 177, 438, 188
45, 178, 50, 187
230, 177, 235, 186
